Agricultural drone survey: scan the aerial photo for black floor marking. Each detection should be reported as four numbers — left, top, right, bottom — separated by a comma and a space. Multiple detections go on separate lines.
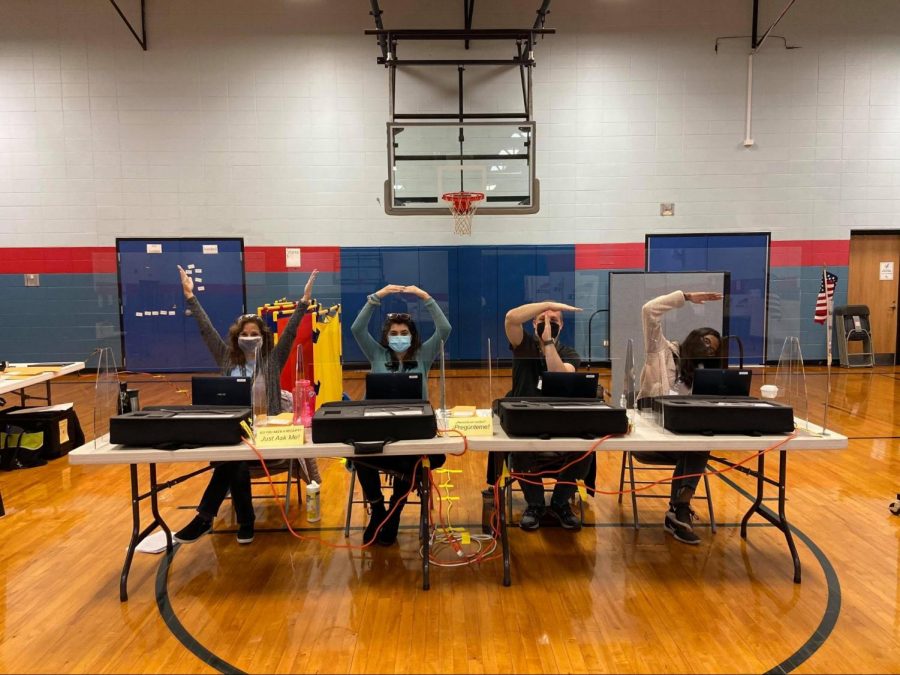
155, 491, 841, 674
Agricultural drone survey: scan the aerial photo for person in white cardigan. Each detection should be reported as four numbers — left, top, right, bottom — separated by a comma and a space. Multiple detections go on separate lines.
637, 290, 724, 545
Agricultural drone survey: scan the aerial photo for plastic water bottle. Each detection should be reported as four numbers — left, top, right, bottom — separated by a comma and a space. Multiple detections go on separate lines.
293, 379, 315, 427
252, 371, 268, 427
306, 481, 321, 522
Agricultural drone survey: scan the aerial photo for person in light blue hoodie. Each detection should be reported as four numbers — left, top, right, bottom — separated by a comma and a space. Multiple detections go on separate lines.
350, 283, 451, 546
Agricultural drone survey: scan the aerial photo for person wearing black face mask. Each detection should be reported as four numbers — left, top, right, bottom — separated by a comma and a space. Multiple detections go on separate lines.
492, 300, 593, 532
172, 265, 319, 546
637, 289, 724, 545
349, 283, 452, 546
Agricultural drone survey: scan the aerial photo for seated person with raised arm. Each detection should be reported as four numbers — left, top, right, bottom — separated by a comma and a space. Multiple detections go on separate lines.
637, 289, 724, 545
503, 300, 591, 531
349, 283, 451, 546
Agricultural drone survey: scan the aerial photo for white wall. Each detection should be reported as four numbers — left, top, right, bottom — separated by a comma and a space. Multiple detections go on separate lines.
1, 0, 899, 248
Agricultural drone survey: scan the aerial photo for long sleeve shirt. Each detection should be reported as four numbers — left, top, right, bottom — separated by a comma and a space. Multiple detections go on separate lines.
350, 295, 452, 399
186, 295, 308, 415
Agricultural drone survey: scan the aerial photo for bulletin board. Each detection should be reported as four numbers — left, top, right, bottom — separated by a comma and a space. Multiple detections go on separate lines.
117, 238, 246, 372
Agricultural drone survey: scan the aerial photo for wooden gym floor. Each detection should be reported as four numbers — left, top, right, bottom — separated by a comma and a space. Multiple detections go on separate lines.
0, 366, 898, 674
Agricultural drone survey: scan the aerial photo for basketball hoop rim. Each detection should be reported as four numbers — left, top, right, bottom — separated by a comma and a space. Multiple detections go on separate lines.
441, 191, 485, 205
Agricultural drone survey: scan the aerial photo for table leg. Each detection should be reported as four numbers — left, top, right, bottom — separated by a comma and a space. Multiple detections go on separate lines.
739, 451, 801, 584
420, 462, 431, 591
740, 453, 765, 539
0, 482, 6, 517
494, 453, 511, 587
121, 464, 142, 602
148, 464, 173, 553
120, 462, 176, 601
777, 451, 801, 583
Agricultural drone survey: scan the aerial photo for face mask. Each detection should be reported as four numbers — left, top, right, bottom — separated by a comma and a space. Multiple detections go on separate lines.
535, 322, 560, 340
388, 335, 412, 353
238, 336, 262, 355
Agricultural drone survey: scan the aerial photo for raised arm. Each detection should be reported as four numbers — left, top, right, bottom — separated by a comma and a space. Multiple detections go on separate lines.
642, 290, 722, 354
271, 269, 319, 369
404, 285, 451, 365
504, 300, 581, 348
350, 284, 405, 364
179, 265, 229, 367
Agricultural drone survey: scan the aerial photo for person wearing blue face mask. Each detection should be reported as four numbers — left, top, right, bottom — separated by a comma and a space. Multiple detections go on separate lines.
172, 265, 319, 546
349, 283, 452, 546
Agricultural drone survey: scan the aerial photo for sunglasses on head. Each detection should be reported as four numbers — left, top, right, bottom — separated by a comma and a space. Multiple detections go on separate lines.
238, 313, 262, 322
386, 312, 411, 322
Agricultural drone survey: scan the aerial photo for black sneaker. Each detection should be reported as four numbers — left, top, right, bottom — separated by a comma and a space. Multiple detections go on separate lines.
667, 502, 697, 529
236, 523, 254, 544
173, 516, 212, 544
519, 505, 545, 531
548, 501, 581, 531
664, 507, 700, 545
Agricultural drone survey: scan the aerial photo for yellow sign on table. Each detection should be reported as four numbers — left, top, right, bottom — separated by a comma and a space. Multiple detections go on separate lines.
444, 414, 493, 437
254, 424, 305, 448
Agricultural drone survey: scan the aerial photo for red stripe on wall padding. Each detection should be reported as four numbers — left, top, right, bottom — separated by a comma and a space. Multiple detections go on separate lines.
0, 246, 342, 274
0, 247, 117, 274
770, 240, 849, 267
244, 246, 341, 273
575, 243, 645, 270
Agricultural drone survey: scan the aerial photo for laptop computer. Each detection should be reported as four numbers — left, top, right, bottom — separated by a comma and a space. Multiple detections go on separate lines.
191, 376, 253, 406
540, 371, 599, 398
365, 372, 425, 400
691, 368, 752, 397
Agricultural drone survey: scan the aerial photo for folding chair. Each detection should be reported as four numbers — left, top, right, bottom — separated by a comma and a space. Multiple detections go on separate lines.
617, 451, 716, 532
343, 461, 422, 537
503, 452, 587, 527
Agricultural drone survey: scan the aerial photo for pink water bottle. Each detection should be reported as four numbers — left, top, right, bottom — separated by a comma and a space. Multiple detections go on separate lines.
293, 379, 315, 426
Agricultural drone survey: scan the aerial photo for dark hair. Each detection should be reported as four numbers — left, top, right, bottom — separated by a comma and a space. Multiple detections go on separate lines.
380, 315, 421, 366
227, 316, 275, 367
677, 327, 723, 388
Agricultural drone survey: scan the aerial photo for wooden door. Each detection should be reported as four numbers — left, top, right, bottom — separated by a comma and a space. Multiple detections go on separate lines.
848, 233, 900, 363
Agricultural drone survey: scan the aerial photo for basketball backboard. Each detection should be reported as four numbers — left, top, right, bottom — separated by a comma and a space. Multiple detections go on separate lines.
385, 121, 538, 215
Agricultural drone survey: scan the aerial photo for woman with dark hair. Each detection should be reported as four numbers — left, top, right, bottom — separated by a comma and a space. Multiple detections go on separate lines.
173, 265, 319, 545
350, 283, 451, 546
637, 290, 724, 545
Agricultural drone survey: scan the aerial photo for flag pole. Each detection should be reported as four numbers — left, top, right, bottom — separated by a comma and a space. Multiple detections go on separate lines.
822, 265, 831, 435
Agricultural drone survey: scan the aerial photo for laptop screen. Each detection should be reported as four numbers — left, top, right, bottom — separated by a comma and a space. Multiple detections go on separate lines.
540, 371, 599, 399
191, 376, 252, 406
365, 372, 425, 400
691, 369, 752, 397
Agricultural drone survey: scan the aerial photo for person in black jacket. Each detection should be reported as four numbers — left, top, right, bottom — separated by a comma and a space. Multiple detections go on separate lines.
500, 300, 590, 532
173, 266, 318, 545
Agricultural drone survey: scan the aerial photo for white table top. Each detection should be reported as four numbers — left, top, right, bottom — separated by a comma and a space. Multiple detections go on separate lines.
0, 362, 85, 396
68, 431, 466, 466
465, 413, 847, 452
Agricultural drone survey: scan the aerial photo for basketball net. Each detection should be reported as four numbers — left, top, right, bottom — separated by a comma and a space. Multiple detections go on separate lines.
442, 191, 484, 236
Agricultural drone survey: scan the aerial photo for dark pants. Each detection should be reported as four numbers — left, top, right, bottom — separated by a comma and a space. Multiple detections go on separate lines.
633, 450, 711, 503
197, 461, 254, 525
354, 454, 447, 505
511, 452, 594, 508
669, 451, 711, 503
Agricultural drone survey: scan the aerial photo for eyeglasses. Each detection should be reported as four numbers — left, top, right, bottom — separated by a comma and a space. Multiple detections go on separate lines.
701, 335, 719, 352
386, 312, 411, 322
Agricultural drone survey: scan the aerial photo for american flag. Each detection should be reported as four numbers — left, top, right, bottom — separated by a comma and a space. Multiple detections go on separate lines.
814, 271, 838, 325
